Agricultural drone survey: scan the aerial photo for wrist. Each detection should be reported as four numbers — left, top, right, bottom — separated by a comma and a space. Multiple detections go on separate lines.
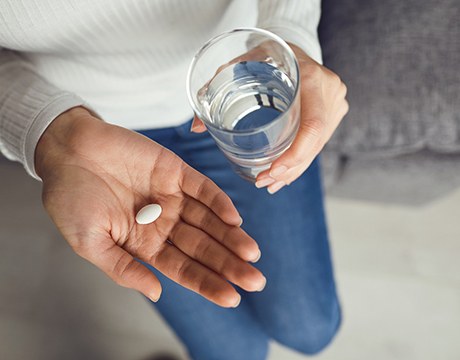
34, 106, 96, 179
288, 43, 310, 62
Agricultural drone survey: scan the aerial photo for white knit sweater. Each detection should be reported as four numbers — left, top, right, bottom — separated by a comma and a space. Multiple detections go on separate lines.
0, 0, 322, 179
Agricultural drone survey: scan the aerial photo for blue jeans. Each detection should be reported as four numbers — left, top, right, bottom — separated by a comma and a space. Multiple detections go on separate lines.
138, 120, 341, 360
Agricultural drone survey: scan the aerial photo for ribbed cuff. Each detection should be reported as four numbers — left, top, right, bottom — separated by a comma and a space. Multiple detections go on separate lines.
24, 94, 86, 180
261, 22, 323, 64
0, 57, 85, 180
256, 0, 322, 63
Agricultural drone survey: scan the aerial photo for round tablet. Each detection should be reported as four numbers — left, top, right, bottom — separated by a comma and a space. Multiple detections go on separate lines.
136, 204, 162, 225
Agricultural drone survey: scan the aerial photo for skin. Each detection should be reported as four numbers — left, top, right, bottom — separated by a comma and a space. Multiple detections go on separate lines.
35, 108, 265, 308
35, 46, 347, 308
191, 45, 349, 193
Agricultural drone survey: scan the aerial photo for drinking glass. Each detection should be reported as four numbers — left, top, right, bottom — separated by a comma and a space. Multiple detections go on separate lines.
187, 28, 300, 181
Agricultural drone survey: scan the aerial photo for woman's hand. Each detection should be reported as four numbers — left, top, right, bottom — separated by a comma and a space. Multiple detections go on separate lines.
191, 44, 348, 193
256, 45, 348, 193
35, 107, 266, 308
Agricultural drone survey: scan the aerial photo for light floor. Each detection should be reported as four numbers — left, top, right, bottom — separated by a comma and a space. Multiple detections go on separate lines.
1, 160, 459, 360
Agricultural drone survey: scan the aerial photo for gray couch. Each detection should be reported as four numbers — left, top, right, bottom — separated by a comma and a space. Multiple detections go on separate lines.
319, 0, 460, 205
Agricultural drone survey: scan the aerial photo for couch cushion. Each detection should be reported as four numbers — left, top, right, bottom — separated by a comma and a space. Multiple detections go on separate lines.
319, 0, 460, 156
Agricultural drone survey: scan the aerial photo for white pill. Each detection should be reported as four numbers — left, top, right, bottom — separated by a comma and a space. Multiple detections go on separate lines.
136, 204, 162, 225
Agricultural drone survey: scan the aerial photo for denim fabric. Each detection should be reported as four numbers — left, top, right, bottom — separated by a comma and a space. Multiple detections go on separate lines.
138, 119, 341, 360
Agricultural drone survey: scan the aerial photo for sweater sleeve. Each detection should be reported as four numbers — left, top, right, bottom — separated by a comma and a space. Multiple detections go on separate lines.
256, 0, 323, 64
0, 48, 86, 180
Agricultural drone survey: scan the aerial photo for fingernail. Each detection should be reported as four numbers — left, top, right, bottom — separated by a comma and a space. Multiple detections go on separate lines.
255, 177, 275, 188
232, 294, 242, 308
251, 249, 262, 263
149, 293, 161, 303
270, 165, 288, 177
258, 277, 267, 292
238, 216, 243, 226
267, 181, 285, 194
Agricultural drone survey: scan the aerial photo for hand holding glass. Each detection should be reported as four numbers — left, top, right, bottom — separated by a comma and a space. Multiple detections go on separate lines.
187, 28, 300, 181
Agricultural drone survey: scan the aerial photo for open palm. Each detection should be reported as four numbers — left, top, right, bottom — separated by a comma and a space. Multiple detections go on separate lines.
37, 108, 265, 307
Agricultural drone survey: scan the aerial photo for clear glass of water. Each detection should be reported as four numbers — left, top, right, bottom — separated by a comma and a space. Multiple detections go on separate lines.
187, 28, 300, 181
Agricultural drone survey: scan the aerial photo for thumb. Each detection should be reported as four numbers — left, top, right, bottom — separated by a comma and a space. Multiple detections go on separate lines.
190, 115, 207, 133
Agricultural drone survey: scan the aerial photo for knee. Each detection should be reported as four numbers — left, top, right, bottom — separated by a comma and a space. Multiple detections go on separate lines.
267, 303, 341, 355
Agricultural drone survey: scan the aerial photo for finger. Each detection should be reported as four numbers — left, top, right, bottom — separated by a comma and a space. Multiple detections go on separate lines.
190, 116, 207, 133
272, 99, 348, 188
264, 105, 348, 190
255, 113, 324, 193
263, 78, 326, 185
180, 167, 242, 226
270, 108, 325, 175
256, 84, 348, 190
272, 157, 314, 189
74, 237, 162, 302
170, 221, 266, 292
148, 242, 241, 308
264, 106, 348, 190
181, 197, 260, 262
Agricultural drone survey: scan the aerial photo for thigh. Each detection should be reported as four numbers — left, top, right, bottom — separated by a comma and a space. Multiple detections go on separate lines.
178, 127, 341, 354
144, 265, 269, 360
242, 160, 341, 353
138, 126, 269, 360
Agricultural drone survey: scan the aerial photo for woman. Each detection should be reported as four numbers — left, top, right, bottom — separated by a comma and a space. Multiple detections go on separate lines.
0, 1, 348, 359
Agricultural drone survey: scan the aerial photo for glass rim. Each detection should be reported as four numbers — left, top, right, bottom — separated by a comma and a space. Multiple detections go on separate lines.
186, 27, 300, 136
